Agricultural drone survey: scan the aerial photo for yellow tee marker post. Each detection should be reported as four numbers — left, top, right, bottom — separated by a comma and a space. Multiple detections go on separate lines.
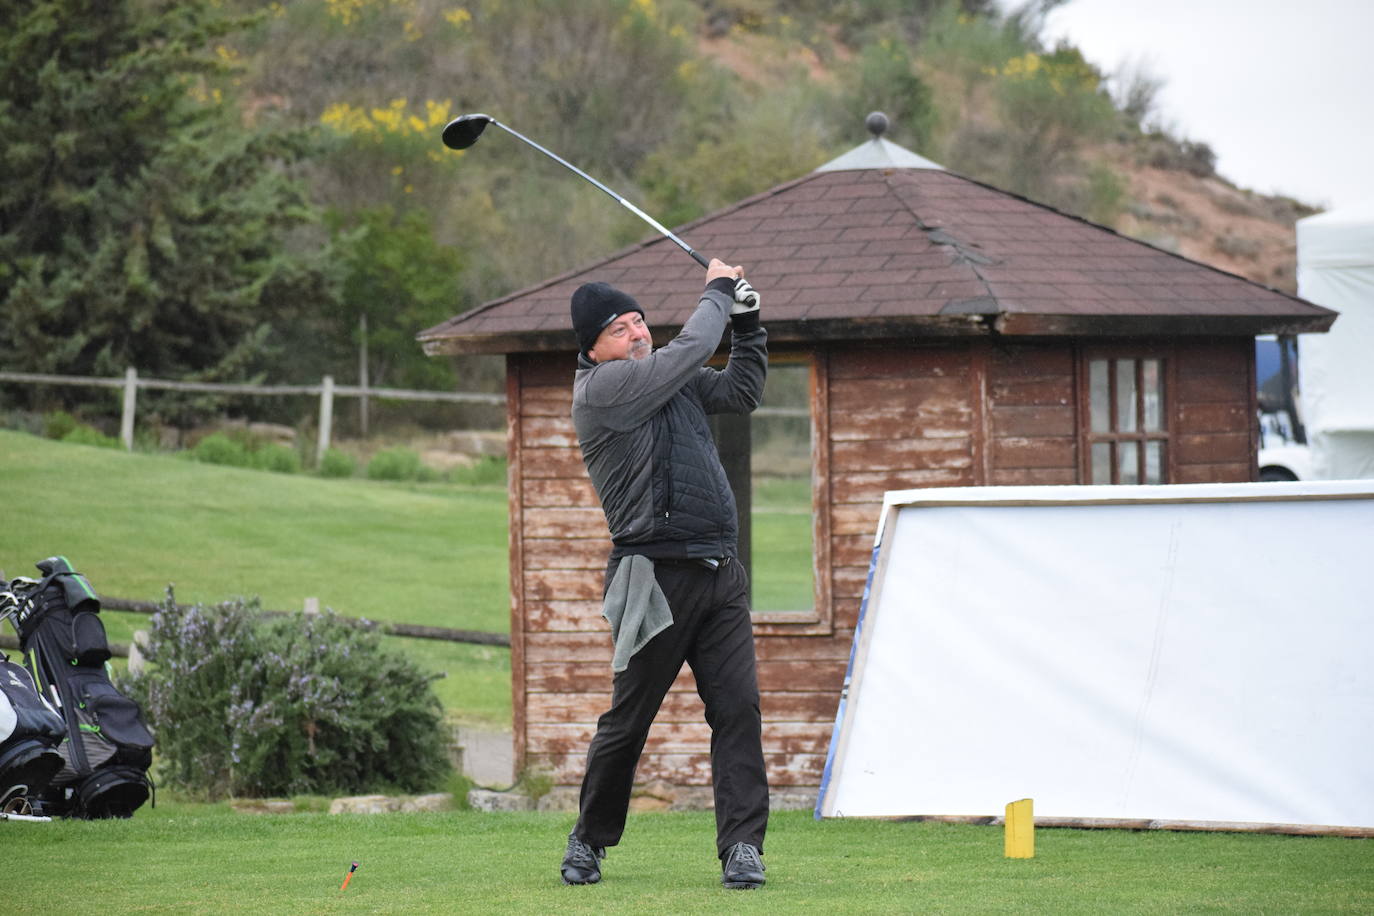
1004, 798, 1034, 858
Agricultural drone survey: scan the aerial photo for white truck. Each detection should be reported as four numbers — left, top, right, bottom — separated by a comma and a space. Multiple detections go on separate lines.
1257, 199, 1374, 481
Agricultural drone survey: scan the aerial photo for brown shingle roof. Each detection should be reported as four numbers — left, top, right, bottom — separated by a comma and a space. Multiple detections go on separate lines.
419, 168, 1334, 355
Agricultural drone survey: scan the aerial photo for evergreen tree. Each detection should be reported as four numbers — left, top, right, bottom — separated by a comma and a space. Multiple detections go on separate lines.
0, 0, 336, 401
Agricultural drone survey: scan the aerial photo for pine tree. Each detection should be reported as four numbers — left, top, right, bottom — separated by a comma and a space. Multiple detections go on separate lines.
0, 0, 336, 398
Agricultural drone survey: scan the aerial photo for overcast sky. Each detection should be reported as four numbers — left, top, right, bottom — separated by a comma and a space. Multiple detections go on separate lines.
1034, 0, 1374, 212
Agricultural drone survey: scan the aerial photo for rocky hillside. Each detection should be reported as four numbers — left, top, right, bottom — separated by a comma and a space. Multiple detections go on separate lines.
1112, 157, 1312, 295
698, 23, 1316, 298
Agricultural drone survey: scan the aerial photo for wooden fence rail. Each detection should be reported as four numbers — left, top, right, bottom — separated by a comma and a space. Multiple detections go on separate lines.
0, 369, 505, 464
0, 594, 510, 660
98, 595, 510, 647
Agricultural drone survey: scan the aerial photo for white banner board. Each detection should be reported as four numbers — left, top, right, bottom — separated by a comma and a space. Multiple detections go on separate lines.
817, 482, 1374, 830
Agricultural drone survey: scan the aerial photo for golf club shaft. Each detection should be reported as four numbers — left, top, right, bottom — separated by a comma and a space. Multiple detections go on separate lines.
485, 119, 710, 268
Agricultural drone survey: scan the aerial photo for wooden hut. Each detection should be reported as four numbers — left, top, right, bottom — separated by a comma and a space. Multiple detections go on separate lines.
419, 129, 1334, 802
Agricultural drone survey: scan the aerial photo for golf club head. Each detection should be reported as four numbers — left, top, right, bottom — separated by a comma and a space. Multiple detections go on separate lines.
442, 113, 494, 150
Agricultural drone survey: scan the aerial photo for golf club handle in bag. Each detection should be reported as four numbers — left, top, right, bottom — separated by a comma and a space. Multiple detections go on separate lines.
0, 653, 66, 809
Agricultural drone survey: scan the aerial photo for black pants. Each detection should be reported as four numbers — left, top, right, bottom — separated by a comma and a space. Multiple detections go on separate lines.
573, 556, 769, 859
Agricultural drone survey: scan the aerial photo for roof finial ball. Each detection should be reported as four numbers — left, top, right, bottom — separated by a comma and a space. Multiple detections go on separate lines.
866, 111, 890, 139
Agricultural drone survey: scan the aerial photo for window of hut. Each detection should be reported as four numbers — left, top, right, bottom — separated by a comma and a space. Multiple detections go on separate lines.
709, 359, 816, 615
1087, 356, 1168, 484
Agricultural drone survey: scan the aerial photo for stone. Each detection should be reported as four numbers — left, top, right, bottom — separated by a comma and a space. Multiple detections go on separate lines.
400, 793, 453, 813
329, 794, 402, 815
445, 430, 505, 457
126, 631, 148, 676
536, 787, 580, 813
450, 725, 515, 788
467, 789, 534, 812
769, 789, 819, 812
230, 799, 296, 815
629, 794, 671, 812
668, 786, 716, 812
247, 421, 296, 445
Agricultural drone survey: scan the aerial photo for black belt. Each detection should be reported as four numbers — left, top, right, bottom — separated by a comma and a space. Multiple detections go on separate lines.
651, 556, 731, 570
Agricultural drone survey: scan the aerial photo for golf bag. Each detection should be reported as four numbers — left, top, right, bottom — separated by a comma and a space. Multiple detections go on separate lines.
0, 651, 65, 812
8, 556, 154, 818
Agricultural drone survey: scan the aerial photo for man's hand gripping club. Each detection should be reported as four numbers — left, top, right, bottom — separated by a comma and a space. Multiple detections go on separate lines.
706, 258, 761, 317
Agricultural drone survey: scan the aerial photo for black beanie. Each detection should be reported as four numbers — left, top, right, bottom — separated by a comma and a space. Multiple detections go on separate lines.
570, 282, 644, 356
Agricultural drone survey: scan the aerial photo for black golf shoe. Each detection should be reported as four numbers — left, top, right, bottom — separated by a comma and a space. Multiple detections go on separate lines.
721, 841, 766, 889
560, 832, 605, 885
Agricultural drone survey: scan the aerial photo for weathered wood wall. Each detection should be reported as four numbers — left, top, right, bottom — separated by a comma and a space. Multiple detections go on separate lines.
1172, 340, 1258, 482
505, 336, 1256, 789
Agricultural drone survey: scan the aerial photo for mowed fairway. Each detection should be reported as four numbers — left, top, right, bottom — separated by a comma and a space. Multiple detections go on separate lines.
0, 430, 511, 722
13, 807, 1373, 914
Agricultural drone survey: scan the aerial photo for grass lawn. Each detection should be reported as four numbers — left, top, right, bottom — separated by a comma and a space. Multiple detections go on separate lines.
0, 430, 509, 628
1, 431, 820, 725
0, 430, 511, 724
12, 806, 1371, 913
751, 477, 813, 612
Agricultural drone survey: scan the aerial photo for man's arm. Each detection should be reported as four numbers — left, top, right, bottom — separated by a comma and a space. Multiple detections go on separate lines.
691, 278, 767, 415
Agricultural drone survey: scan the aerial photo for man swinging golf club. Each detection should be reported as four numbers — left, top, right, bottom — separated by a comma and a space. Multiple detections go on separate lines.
562, 258, 769, 890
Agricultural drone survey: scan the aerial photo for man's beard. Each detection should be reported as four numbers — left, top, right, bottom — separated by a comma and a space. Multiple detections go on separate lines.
629, 340, 651, 360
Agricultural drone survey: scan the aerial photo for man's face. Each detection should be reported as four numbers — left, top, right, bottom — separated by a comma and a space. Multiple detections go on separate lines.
589, 311, 651, 363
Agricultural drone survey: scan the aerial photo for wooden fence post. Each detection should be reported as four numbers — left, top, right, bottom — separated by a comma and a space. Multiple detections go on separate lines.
358, 313, 370, 438
317, 374, 334, 466
120, 367, 138, 450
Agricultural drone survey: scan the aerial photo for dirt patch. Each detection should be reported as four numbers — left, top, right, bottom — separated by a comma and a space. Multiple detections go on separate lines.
1106, 152, 1308, 294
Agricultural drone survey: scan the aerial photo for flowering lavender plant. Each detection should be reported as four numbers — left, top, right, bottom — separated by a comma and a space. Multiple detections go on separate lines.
120, 590, 449, 798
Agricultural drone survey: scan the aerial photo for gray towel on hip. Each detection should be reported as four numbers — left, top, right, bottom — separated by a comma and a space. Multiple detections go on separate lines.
602, 555, 673, 673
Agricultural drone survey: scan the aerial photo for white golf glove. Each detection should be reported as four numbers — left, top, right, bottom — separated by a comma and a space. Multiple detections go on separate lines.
732, 278, 760, 314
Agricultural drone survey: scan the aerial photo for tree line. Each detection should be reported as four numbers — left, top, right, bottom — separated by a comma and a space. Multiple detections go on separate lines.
2, 0, 1184, 433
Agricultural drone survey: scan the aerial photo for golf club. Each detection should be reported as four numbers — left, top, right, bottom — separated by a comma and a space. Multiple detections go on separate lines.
441, 113, 711, 268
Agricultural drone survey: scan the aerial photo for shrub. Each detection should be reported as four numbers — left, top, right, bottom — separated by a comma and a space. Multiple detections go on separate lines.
44, 410, 80, 440
366, 447, 422, 481
61, 424, 122, 449
318, 447, 357, 478
450, 456, 507, 487
252, 442, 302, 474
191, 432, 252, 468
120, 595, 450, 798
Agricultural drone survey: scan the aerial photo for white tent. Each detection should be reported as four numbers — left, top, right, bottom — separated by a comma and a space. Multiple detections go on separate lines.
1297, 199, 1374, 479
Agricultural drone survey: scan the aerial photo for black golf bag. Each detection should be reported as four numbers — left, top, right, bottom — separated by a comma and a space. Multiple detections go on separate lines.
0, 651, 66, 812
7, 556, 154, 818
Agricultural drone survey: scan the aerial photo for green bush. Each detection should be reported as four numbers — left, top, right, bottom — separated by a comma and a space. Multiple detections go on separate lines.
190, 432, 252, 468
120, 595, 450, 798
366, 447, 422, 481
251, 442, 302, 474
317, 447, 357, 478
44, 410, 80, 440
61, 424, 122, 449
450, 456, 507, 487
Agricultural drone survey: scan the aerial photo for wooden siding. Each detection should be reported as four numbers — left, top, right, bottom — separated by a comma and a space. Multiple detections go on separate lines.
1171, 340, 1258, 482
986, 344, 1079, 485
506, 337, 1256, 791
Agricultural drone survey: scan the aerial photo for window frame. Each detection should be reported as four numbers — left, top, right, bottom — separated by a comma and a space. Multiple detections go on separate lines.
746, 351, 832, 632
1078, 345, 1176, 486
705, 349, 833, 632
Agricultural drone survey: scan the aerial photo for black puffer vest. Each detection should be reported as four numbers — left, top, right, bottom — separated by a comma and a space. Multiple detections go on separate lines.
572, 283, 767, 561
